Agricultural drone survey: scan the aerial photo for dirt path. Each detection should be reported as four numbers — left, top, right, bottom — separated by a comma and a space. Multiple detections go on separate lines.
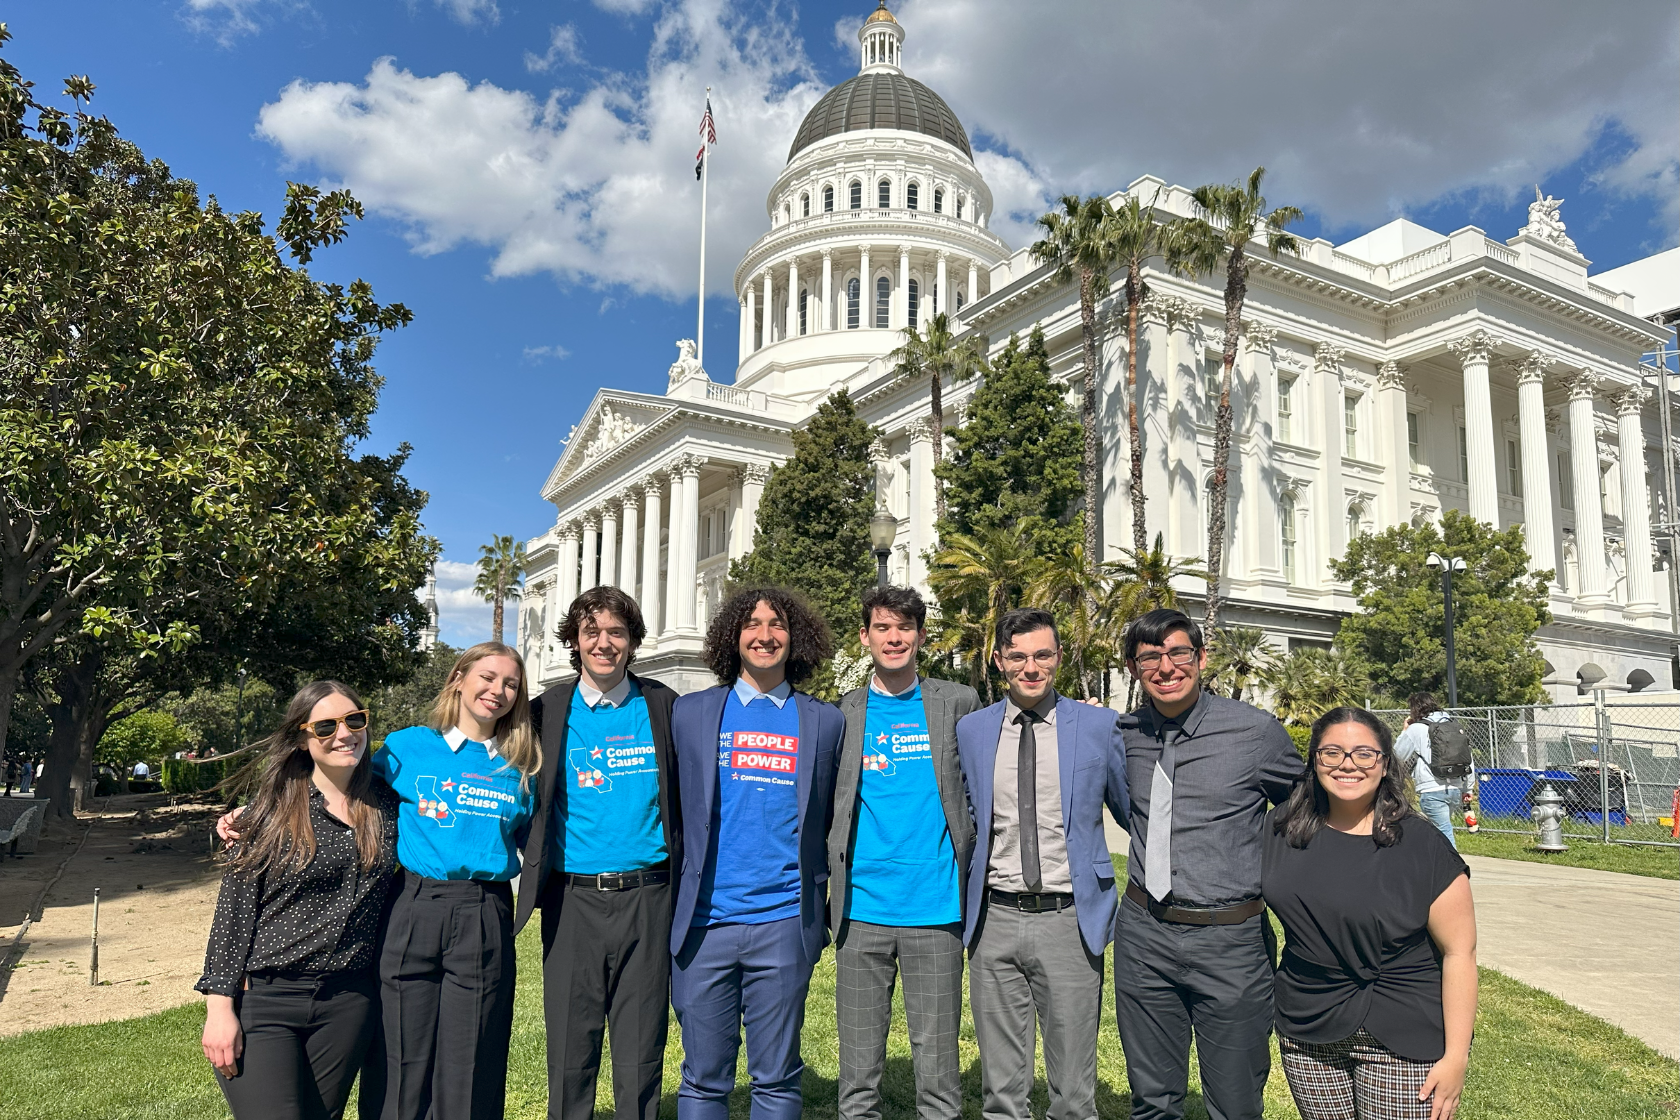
0, 794, 226, 1035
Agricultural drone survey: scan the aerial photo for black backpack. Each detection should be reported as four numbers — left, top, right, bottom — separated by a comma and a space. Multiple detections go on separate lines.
1425, 717, 1473, 780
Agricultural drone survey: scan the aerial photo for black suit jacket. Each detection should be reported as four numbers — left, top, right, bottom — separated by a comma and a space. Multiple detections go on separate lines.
513, 671, 682, 934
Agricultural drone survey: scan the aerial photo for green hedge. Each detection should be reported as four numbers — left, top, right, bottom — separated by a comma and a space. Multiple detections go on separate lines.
160, 757, 230, 794
1287, 724, 1311, 760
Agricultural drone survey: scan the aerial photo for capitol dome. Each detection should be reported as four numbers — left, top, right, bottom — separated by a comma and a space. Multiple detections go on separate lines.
787, 71, 972, 162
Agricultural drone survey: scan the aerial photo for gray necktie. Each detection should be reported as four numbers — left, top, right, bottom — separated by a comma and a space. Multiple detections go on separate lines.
1145, 723, 1178, 902
1016, 709, 1042, 893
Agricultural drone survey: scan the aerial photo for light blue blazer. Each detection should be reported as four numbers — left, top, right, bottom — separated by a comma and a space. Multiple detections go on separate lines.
956, 695, 1132, 955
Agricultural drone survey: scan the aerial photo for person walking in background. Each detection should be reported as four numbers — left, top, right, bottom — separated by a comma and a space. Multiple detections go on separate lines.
515, 587, 681, 1120
667, 586, 844, 1120
956, 607, 1130, 1120
828, 586, 980, 1120
1394, 693, 1462, 849
1116, 608, 1304, 1120
1264, 707, 1476, 1120
198, 681, 400, 1120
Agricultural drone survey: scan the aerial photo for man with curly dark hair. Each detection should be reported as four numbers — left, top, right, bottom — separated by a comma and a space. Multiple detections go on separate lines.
667, 586, 844, 1120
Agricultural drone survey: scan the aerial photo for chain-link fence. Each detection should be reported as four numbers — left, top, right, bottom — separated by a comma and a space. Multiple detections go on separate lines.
1371, 699, 1680, 848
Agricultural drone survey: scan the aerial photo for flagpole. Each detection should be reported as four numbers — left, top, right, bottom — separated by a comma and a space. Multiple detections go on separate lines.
696, 86, 710, 367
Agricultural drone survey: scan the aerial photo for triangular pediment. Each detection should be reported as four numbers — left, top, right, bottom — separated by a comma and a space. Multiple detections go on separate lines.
549, 393, 674, 488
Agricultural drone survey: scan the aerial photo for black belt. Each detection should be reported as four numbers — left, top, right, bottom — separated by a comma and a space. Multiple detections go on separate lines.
1125, 881, 1264, 926
989, 889, 1075, 913
561, 865, 670, 892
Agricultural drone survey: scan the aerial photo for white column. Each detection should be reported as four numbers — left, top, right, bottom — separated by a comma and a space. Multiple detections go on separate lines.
760, 269, 773, 345
908, 420, 934, 588
858, 245, 872, 328
542, 573, 560, 674
820, 250, 833, 332
598, 503, 619, 589
935, 251, 948, 318
557, 522, 580, 612
1378, 362, 1410, 532
786, 258, 799, 339
1617, 385, 1658, 613
580, 512, 600, 591
1241, 321, 1280, 568
1161, 298, 1196, 560
967, 261, 979, 314
896, 245, 910, 331
1317, 342, 1347, 574
747, 285, 758, 352
640, 477, 664, 638
1449, 329, 1500, 525
1516, 353, 1559, 583
676, 456, 702, 632
1565, 371, 1609, 606
737, 298, 749, 365
663, 474, 682, 638
739, 463, 768, 553
619, 489, 640, 602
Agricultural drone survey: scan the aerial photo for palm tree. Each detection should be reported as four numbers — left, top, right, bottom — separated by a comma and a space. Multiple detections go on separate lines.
1104, 532, 1207, 623
928, 525, 1033, 696
1031, 194, 1118, 571
1175, 168, 1303, 633
473, 535, 527, 645
887, 311, 987, 522
1023, 542, 1107, 699
1204, 625, 1278, 703
1265, 647, 1368, 727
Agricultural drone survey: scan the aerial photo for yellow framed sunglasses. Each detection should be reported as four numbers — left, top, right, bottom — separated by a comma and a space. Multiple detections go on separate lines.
301, 710, 370, 739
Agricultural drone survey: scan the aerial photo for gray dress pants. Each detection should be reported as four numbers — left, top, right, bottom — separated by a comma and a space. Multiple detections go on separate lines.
969, 902, 1104, 1120
836, 920, 965, 1120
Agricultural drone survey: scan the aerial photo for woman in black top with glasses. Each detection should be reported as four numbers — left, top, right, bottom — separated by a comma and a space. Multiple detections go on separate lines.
1262, 707, 1477, 1120
198, 681, 400, 1120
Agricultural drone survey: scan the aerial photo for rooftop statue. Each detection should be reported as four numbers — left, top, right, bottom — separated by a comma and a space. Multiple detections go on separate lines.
1521, 186, 1578, 254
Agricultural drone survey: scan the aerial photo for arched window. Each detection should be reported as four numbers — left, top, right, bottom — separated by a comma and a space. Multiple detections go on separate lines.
878, 179, 891, 208
1281, 496, 1297, 584
956, 196, 964, 220
955, 290, 965, 311
875, 276, 890, 328
1346, 504, 1363, 542
799, 289, 808, 335
847, 277, 860, 329
800, 193, 810, 218
908, 279, 920, 329
824, 185, 834, 212
906, 182, 919, 211
933, 188, 944, 214
849, 180, 862, 210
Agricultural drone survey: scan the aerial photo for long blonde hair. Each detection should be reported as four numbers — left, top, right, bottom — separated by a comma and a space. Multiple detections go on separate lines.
429, 642, 540, 781
228, 681, 386, 876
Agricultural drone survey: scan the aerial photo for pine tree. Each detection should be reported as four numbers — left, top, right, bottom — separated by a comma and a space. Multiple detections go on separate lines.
732, 389, 879, 649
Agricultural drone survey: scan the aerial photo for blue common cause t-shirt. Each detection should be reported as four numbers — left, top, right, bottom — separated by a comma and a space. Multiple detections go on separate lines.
848, 683, 961, 926
554, 681, 667, 874
696, 691, 801, 926
374, 726, 533, 881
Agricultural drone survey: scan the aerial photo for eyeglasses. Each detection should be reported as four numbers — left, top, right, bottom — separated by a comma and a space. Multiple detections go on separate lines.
999, 650, 1059, 668
1315, 746, 1383, 769
302, 710, 370, 739
1132, 647, 1198, 670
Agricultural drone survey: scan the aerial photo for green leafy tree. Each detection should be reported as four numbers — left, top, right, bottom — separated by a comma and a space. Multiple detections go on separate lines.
1203, 625, 1279, 703
1265, 647, 1369, 728
927, 525, 1034, 701
366, 642, 459, 743
1329, 509, 1551, 706
475, 536, 526, 645
936, 328, 1082, 558
732, 389, 878, 669
96, 710, 184, 770
887, 311, 986, 522
1173, 168, 1303, 631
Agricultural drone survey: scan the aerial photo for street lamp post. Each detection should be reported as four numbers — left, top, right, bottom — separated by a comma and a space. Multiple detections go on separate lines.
234, 667, 248, 755
869, 508, 897, 589
1426, 552, 1467, 707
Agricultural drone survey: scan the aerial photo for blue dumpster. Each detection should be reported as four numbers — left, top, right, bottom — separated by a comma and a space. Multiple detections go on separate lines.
1475, 768, 1574, 818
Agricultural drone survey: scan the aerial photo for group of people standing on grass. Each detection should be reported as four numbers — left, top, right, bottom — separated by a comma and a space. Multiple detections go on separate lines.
198, 582, 1479, 1120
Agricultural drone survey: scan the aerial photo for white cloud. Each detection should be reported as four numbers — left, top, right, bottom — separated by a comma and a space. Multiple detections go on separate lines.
433, 558, 498, 646
522, 343, 571, 362
181, 0, 303, 43
526, 24, 584, 73
435, 0, 498, 27
594, 0, 660, 14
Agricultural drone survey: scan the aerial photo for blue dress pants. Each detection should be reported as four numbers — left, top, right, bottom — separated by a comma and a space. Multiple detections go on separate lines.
670, 917, 812, 1120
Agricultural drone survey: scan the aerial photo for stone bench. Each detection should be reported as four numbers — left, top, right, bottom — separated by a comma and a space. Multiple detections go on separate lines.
0, 798, 48, 856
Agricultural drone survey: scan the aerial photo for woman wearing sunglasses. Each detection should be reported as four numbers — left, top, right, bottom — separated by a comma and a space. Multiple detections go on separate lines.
1263, 707, 1477, 1120
373, 641, 538, 1120
198, 681, 400, 1119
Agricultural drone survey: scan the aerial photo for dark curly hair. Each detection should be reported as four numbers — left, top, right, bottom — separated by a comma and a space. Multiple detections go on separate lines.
703, 585, 834, 686
1274, 706, 1414, 848
557, 585, 646, 672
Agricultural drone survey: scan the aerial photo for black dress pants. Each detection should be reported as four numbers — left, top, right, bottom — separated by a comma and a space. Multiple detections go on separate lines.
216, 971, 379, 1120
380, 873, 516, 1120
539, 873, 672, 1120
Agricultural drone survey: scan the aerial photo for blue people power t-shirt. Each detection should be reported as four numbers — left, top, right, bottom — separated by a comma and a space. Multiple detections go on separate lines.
848, 684, 961, 926
374, 726, 533, 881
554, 682, 667, 874
697, 692, 801, 925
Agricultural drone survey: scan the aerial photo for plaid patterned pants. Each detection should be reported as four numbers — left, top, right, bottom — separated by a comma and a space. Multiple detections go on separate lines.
835, 920, 964, 1120
1279, 1029, 1436, 1120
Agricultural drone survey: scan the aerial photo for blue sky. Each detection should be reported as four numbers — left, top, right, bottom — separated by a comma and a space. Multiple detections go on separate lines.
6, 0, 1675, 644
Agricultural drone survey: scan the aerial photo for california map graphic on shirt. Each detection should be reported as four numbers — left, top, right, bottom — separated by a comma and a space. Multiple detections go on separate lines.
413, 771, 520, 824
570, 745, 611, 791
416, 776, 456, 827
862, 730, 897, 776
865, 721, 930, 778
571, 731, 658, 793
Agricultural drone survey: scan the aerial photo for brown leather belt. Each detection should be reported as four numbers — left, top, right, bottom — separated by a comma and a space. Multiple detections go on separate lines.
1125, 881, 1264, 926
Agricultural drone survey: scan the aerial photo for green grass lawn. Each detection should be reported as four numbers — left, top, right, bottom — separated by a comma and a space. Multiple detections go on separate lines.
3, 922, 1675, 1119
1456, 826, 1680, 880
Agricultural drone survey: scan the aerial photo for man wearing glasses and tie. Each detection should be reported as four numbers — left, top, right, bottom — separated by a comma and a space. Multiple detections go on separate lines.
955, 607, 1130, 1120
1116, 608, 1304, 1120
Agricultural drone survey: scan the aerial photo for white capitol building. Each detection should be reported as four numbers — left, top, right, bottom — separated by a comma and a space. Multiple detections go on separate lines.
519, 3, 1679, 701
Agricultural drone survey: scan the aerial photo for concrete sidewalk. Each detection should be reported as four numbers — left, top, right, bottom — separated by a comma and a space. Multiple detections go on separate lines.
1102, 817, 1679, 1058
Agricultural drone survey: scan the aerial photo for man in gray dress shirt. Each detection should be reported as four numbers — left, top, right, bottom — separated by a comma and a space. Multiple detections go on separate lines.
1116, 608, 1304, 1120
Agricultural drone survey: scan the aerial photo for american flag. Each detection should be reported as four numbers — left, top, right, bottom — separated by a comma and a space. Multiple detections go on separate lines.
695, 97, 716, 179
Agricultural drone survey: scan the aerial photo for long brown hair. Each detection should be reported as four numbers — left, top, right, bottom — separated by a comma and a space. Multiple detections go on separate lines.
429, 642, 539, 782
227, 681, 385, 876
1274, 706, 1414, 849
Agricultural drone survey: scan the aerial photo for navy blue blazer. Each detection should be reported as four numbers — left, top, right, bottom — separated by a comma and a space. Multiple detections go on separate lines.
669, 684, 845, 965
957, 695, 1131, 955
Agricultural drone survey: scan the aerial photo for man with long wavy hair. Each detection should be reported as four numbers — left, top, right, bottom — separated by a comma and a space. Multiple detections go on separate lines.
666, 586, 844, 1120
